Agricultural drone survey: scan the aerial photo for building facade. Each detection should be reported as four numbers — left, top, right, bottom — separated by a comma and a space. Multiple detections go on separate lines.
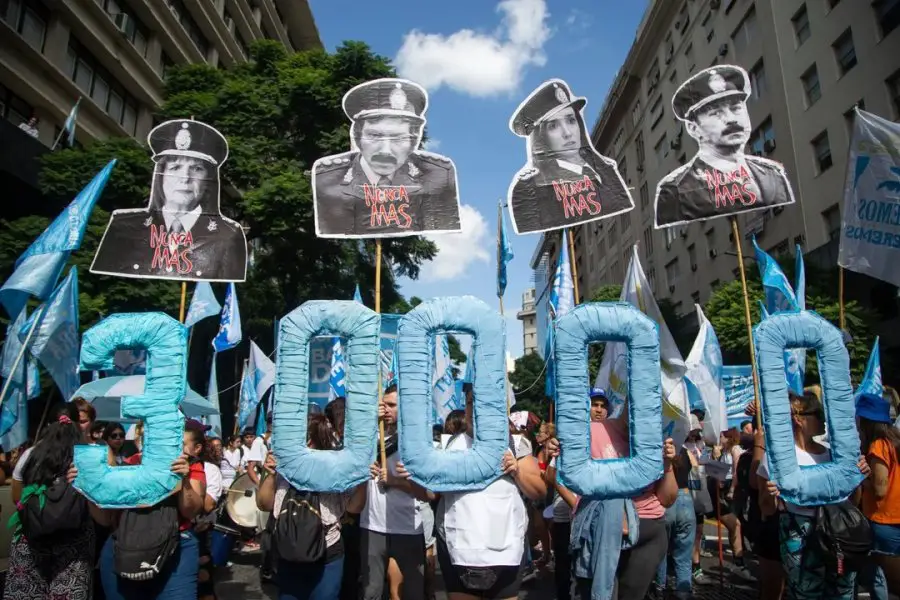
516, 287, 538, 356
556, 0, 899, 321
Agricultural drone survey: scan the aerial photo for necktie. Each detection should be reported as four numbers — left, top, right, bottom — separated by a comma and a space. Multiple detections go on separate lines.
170, 218, 185, 235
377, 176, 390, 187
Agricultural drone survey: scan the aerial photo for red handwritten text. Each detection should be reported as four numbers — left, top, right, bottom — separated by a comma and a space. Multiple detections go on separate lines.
705, 166, 758, 209
364, 184, 413, 229
150, 224, 194, 274
552, 175, 602, 220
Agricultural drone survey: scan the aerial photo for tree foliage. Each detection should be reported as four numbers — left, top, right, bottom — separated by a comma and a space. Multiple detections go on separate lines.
509, 351, 548, 420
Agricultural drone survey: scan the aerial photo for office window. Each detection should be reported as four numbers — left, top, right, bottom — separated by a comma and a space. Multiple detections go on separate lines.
644, 227, 654, 256
665, 258, 681, 286
844, 100, 865, 133
801, 64, 821, 106
702, 11, 714, 42
165, 0, 209, 56
618, 157, 628, 184
635, 132, 645, 164
613, 129, 625, 155
792, 5, 811, 45
705, 228, 716, 255
608, 222, 618, 248
649, 95, 663, 128
684, 42, 694, 71
888, 70, 900, 118
647, 267, 657, 290
731, 6, 757, 53
66, 39, 139, 135
750, 60, 767, 99
688, 244, 697, 267
770, 238, 789, 257
632, 100, 642, 126
812, 131, 833, 173
874, 0, 900, 38
160, 51, 175, 80
99, 0, 149, 56
822, 204, 841, 240
0, 82, 34, 126
640, 182, 649, 208
647, 60, 661, 94
1, 0, 49, 51
676, 2, 690, 32
833, 29, 857, 75
235, 29, 250, 59
620, 212, 630, 232
655, 134, 668, 166
749, 117, 775, 156
669, 69, 678, 84
665, 227, 677, 249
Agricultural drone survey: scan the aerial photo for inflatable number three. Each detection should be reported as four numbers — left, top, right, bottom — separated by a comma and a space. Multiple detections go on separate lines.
755, 311, 863, 506
398, 296, 508, 492
555, 303, 664, 498
273, 300, 380, 492
74, 313, 187, 508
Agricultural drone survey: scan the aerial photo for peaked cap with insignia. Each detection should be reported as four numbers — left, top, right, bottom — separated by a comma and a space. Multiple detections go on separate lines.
672, 65, 751, 121
149, 119, 229, 166
510, 79, 587, 137
342, 78, 428, 123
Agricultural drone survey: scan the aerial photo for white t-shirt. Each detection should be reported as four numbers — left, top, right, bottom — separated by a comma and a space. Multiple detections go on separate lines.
204, 462, 224, 504
243, 438, 268, 467
12, 447, 34, 482
757, 445, 831, 517
221, 448, 241, 488
360, 451, 422, 535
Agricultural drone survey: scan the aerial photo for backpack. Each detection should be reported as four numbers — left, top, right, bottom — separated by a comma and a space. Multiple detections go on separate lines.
814, 501, 873, 575
12, 477, 88, 546
273, 486, 325, 563
113, 501, 180, 581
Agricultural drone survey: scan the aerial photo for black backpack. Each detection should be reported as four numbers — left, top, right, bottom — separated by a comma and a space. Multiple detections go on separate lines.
113, 501, 180, 581
17, 477, 88, 546
814, 501, 873, 575
273, 486, 325, 563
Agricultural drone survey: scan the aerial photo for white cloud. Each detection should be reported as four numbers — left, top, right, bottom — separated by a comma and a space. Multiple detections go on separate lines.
422, 204, 491, 280
422, 138, 441, 151
565, 8, 591, 31
395, 0, 551, 97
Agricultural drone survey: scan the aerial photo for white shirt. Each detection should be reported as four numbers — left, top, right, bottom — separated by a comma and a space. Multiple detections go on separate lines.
162, 206, 202, 233
204, 462, 224, 503
757, 445, 832, 517
221, 448, 241, 487
12, 447, 34, 482
360, 451, 422, 535
18, 122, 38, 138
242, 438, 268, 468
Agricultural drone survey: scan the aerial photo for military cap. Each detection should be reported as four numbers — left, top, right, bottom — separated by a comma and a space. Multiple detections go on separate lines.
342, 78, 428, 123
149, 119, 229, 166
510, 79, 587, 137
672, 65, 751, 121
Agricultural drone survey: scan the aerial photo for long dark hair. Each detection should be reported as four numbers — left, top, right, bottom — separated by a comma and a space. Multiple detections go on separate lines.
859, 417, 900, 462
325, 397, 346, 442
444, 409, 466, 436
529, 113, 591, 166
307, 414, 335, 450
22, 403, 82, 486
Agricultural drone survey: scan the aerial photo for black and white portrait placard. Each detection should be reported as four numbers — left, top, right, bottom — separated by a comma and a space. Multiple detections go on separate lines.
91, 119, 247, 282
654, 65, 796, 229
506, 79, 633, 235
312, 78, 461, 238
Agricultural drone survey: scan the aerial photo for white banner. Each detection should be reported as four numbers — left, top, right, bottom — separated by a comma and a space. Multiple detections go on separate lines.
838, 109, 900, 287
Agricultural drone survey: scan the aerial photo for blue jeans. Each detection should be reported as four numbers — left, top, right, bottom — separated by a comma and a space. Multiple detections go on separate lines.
655, 489, 696, 596
100, 531, 199, 600
278, 556, 344, 600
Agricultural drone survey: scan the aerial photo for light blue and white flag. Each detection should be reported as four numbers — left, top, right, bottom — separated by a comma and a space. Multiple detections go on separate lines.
255, 400, 267, 436
0, 160, 115, 320
549, 232, 575, 318
543, 323, 555, 400
497, 201, 515, 298
62, 97, 81, 147
463, 343, 475, 384
1, 310, 31, 441
685, 305, 727, 444
433, 335, 459, 422
205, 354, 223, 439
185, 282, 221, 328
329, 337, 347, 399
856, 337, 882, 399
753, 236, 799, 314
353, 285, 363, 304
758, 301, 804, 397
20, 267, 80, 401
212, 283, 241, 352
237, 363, 258, 432
723, 365, 755, 428
249, 341, 275, 402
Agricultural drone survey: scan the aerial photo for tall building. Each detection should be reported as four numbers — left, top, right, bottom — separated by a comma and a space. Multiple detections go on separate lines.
516, 287, 538, 356
1, 0, 320, 207
553, 0, 899, 324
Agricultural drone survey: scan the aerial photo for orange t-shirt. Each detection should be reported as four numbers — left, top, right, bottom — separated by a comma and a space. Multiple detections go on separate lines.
863, 439, 900, 524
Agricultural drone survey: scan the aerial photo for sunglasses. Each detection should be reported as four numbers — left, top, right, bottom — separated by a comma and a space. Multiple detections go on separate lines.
108, 433, 124, 440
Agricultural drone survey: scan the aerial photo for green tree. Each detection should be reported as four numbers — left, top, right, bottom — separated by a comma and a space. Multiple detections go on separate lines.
509, 351, 548, 420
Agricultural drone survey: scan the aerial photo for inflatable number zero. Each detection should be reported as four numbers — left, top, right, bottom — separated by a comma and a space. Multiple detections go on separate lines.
398, 296, 507, 492
273, 300, 379, 492
755, 311, 863, 506
555, 303, 664, 498
73, 313, 187, 508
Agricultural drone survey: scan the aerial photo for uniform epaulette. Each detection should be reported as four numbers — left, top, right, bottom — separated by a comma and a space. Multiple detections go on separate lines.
415, 150, 452, 166
517, 167, 539, 181
315, 155, 352, 171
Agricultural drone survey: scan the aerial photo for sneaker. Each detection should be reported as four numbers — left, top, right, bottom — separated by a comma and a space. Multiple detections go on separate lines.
692, 568, 712, 586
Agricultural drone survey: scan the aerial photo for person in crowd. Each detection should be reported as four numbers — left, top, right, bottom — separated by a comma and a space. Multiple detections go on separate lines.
325, 397, 346, 447
257, 413, 366, 600
653, 420, 700, 600
547, 400, 679, 600
18, 115, 39, 138
419, 496, 437, 600
857, 392, 900, 596
740, 420, 753, 435
532, 421, 556, 571
90, 421, 107, 445
239, 428, 267, 552
197, 434, 224, 600
104, 422, 128, 466
72, 397, 96, 442
543, 455, 577, 600
758, 391, 871, 600
324, 400, 358, 600
443, 409, 466, 436
361, 383, 433, 600
220, 435, 242, 490
5, 403, 97, 599
95, 418, 207, 599
437, 384, 546, 600
683, 412, 713, 583
589, 388, 610, 422
712, 427, 746, 572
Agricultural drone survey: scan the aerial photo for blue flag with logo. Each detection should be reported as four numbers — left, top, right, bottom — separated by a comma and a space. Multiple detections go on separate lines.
856, 337, 882, 399
329, 337, 347, 399
63, 98, 81, 147
544, 233, 574, 400
212, 283, 241, 352
497, 202, 515, 298
185, 282, 221, 328
20, 268, 80, 401
237, 363, 258, 432
0, 160, 115, 320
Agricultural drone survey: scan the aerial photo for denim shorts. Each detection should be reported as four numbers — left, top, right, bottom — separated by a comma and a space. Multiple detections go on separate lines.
871, 521, 900, 556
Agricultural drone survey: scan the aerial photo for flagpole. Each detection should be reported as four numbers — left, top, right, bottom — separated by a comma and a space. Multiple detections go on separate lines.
179, 282, 188, 323
567, 229, 580, 305
730, 217, 762, 431
838, 267, 846, 331
0, 306, 46, 411
375, 240, 387, 480
50, 128, 66, 152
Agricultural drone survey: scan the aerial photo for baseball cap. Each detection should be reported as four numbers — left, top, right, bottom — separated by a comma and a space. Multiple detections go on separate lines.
856, 393, 892, 424
589, 387, 608, 400
185, 418, 212, 433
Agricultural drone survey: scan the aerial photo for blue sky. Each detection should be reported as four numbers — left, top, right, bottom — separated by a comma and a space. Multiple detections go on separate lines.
310, 0, 649, 358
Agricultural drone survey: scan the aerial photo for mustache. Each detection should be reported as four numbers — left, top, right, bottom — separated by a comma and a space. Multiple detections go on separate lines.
722, 125, 746, 136
370, 153, 398, 165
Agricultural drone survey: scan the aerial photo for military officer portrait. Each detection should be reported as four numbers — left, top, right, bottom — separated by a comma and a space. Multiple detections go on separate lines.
312, 78, 461, 238
507, 79, 633, 235
91, 119, 247, 282
654, 65, 795, 229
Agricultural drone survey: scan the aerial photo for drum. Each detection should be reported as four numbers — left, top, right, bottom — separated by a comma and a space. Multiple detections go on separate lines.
225, 473, 270, 531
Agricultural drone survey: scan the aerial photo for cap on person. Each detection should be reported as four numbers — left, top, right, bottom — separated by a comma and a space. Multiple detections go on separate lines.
185, 418, 212, 433
510, 79, 587, 137
149, 119, 229, 166
589, 387, 608, 401
241, 427, 255, 436
342, 78, 428, 123
690, 414, 702, 432
671, 65, 751, 121
856, 392, 892, 424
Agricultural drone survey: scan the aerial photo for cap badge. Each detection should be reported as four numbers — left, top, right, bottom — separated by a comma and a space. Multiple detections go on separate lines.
389, 84, 408, 111
708, 71, 727, 94
175, 122, 192, 151
554, 84, 568, 104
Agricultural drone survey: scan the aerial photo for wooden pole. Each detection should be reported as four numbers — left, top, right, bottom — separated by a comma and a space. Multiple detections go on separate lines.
178, 282, 188, 323
567, 228, 580, 305
838, 267, 846, 331
0, 307, 45, 409
375, 240, 387, 480
730, 217, 763, 431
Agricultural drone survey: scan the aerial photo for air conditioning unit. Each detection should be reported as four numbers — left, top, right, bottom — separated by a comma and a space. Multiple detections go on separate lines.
637, 164, 644, 173
708, 249, 718, 258
113, 12, 130, 34
669, 285, 676, 293
764, 139, 776, 153
710, 0, 721, 8
691, 263, 698, 272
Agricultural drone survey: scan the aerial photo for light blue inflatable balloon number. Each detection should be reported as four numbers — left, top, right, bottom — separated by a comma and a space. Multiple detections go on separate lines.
555, 303, 663, 498
755, 311, 863, 506
273, 301, 379, 493
398, 296, 507, 492
74, 313, 187, 508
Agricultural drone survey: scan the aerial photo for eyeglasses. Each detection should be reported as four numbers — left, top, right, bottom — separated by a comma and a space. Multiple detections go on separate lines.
108, 433, 124, 440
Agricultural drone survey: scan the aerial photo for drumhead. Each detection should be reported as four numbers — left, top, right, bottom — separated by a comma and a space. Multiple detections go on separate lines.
226, 473, 264, 529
